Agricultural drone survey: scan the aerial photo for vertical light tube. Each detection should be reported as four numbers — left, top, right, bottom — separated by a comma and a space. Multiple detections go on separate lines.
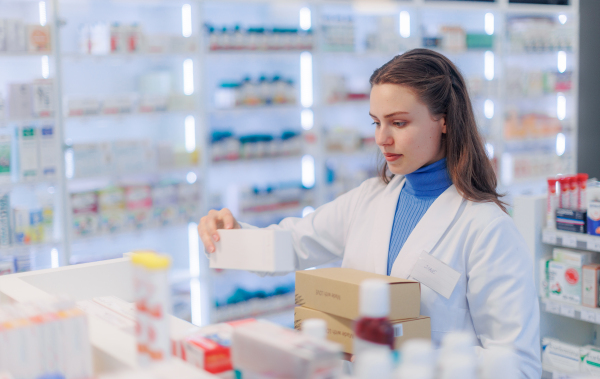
302, 154, 315, 188
399, 11, 410, 38
190, 278, 202, 325
41, 55, 49, 79
557, 94, 566, 121
39, 1, 47, 26
185, 115, 196, 153
300, 52, 313, 108
182, 4, 192, 37
188, 222, 200, 277
501, 153, 513, 186
186, 171, 197, 184
51, 248, 59, 268
183, 59, 194, 95
65, 149, 74, 179
484, 99, 494, 119
485, 143, 494, 159
485, 13, 494, 35
301, 109, 314, 130
558, 51, 567, 73
556, 133, 566, 156
300, 7, 311, 31
484, 51, 494, 81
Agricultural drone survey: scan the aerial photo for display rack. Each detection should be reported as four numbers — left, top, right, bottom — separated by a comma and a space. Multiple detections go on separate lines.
0, 0, 580, 326
514, 194, 598, 379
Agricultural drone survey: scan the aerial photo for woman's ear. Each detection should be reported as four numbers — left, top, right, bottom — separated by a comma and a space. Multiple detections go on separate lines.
441, 117, 447, 134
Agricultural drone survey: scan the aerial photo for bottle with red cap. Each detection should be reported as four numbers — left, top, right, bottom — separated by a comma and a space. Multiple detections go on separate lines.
578, 173, 589, 209
547, 178, 558, 228
558, 177, 570, 209
354, 279, 395, 356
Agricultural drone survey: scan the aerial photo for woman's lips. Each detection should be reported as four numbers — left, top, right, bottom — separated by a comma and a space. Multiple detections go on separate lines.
383, 153, 402, 162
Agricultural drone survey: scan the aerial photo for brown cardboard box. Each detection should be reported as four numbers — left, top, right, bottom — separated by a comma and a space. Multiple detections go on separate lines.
295, 268, 420, 321
294, 306, 431, 354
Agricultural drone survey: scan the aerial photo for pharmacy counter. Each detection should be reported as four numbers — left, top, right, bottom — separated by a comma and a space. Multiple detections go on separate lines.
0, 256, 216, 378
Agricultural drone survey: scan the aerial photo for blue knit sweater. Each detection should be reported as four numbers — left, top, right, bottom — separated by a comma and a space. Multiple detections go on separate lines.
387, 158, 453, 275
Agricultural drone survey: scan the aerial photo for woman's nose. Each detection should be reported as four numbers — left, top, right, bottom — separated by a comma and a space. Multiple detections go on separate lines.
376, 127, 393, 146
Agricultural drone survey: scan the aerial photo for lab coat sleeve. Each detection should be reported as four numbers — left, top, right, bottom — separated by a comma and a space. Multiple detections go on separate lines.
240, 183, 367, 270
466, 215, 542, 379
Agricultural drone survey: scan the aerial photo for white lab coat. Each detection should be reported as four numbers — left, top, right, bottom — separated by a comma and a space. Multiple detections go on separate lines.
241, 175, 541, 378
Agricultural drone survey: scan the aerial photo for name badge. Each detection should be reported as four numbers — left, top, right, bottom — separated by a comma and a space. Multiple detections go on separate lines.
409, 250, 461, 299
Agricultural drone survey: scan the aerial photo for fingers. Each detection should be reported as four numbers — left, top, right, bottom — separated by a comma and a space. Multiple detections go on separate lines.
205, 209, 221, 242
220, 208, 238, 229
198, 216, 216, 253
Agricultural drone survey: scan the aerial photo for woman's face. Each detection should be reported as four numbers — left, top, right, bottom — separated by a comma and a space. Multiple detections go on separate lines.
370, 83, 447, 176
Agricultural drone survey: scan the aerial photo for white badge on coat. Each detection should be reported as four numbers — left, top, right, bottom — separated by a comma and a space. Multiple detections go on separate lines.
409, 250, 461, 299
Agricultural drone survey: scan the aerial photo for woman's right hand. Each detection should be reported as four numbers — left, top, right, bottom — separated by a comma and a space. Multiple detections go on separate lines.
198, 208, 240, 253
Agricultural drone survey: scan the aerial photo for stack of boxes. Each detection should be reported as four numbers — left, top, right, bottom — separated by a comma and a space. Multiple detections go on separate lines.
294, 267, 431, 355
541, 247, 600, 309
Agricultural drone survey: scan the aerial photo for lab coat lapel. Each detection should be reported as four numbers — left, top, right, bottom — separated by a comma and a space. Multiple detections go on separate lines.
368, 175, 405, 276
390, 185, 465, 279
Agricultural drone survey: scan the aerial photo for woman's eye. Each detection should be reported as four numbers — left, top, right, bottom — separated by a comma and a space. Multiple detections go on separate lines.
393, 121, 407, 127
371, 121, 380, 127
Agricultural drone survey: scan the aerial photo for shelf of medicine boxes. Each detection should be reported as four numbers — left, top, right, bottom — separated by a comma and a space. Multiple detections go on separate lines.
208, 103, 301, 114
541, 228, 600, 252
65, 109, 197, 121
541, 363, 586, 379
0, 52, 52, 57
540, 298, 600, 326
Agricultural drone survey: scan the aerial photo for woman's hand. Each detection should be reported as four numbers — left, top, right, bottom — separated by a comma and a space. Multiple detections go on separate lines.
198, 208, 240, 253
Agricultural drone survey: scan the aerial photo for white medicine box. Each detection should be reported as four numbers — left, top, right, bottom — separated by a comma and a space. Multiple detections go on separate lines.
210, 229, 295, 272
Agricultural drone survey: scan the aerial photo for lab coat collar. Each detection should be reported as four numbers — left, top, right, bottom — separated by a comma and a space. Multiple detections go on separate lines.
390, 184, 466, 279
368, 175, 406, 276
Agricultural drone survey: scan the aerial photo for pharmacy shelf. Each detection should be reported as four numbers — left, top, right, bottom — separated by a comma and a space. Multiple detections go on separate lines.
0, 52, 51, 57
541, 228, 600, 252
65, 110, 196, 121
211, 154, 302, 166
541, 298, 600, 325
0, 116, 55, 125
61, 52, 198, 61
208, 104, 300, 114
0, 241, 61, 255
70, 220, 194, 245
0, 178, 58, 191
206, 49, 309, 56
212, 293, 295, 323
542, 363, 591, 379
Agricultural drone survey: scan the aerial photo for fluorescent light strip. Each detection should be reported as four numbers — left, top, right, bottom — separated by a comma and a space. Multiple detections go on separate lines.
41, 55, 49, 79
39, 2, 47, 26
556, 133, 566, 156
182, 4, 192, 37
485, 13, 494, 35
300, 7, 311, 31
302, 154, 315, 188
301, 109, 314, 130
501, 153, 513, 186
51, 248, 59, 268
557, 94, 566, 121
188, 222, 200, 277
190, 278, 202, 325
300, 52, 313, 108
185, 115, 196, 153
485, 143, 494, 159
558, 51, 567, 73
183, 59, 194, 95
399, 11, 410, 38
484, 99, 494, 119
65, 149, 74, 179
484, 51, 494, 81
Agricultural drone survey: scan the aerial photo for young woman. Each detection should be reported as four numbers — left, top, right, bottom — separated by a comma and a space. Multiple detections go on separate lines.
199, 49, 541, 378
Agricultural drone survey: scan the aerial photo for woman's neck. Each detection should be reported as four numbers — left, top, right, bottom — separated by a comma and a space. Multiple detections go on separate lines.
404, 158, 452, 197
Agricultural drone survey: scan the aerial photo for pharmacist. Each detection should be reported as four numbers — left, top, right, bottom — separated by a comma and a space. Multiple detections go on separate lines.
199, 49, 541, 378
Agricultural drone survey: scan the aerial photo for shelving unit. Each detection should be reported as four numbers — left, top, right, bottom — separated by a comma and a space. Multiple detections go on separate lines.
514, 194, 599, 379
0, 0, 580, 327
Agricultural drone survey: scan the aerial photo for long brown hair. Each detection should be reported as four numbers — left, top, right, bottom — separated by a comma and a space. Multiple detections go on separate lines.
370, 48, 506, 212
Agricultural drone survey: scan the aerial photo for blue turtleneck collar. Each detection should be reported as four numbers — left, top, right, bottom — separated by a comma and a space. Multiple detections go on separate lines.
403, 158, 452, 198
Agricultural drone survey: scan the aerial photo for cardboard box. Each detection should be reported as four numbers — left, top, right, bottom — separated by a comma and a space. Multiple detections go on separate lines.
556, 208, 587, 233
588, 201, 600, 236
295, 267, 421, 320
542, 338, 581, 373
581, 345, 600, 375
549, 261, 582, 305
26, 25, 51, 52
210, 229, 295, 272
18, 126, 39, 181
582, 264, 600, 308
294, 306, 430, 354
553, 247, 597, 267
39, 125, 57, 179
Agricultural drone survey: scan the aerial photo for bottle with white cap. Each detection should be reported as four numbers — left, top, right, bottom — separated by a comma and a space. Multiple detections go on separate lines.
480, 346, 518, 379
438, 332, 477, 378
355, 348, 393, 379
440, 355, 478, 379
353, 279, 395, 357
394, 339, 435, 379
302, 318, 327, 340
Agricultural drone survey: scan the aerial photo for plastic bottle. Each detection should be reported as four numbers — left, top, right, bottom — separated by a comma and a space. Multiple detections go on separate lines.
569, 176, 579, 209
578, 173, 589, 209
558, 176, 570, 208
438, 332, 476, 376
547, 178, 558, 228
439, 355, 478, 379
480, 346, 518, 379
302, 318, 327, 340
394, 339, 434, 379
354, 279, 395, 356
355, 349, 393, 379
